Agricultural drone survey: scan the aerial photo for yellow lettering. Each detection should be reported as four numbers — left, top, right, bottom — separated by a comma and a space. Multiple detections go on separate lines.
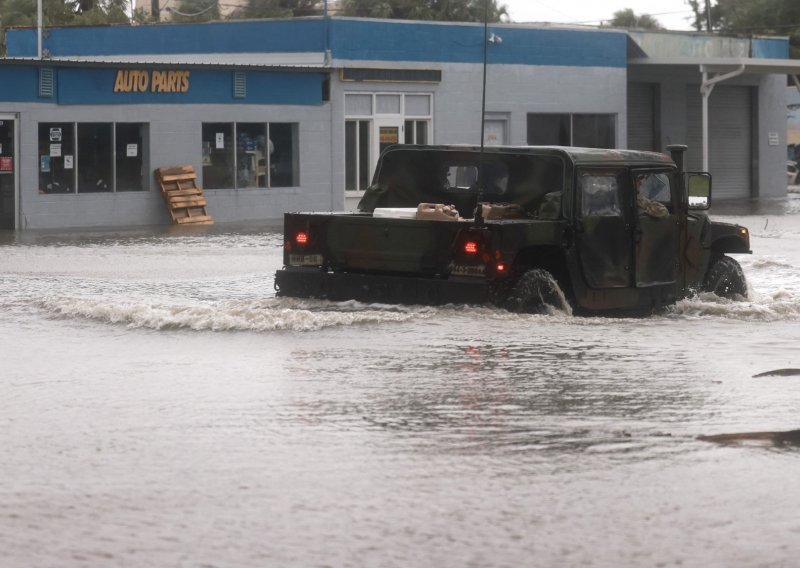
151, 70, 165, 93
116, 69, 189, 94
136, 70, 149, 92
166, 71, 177, 92
114, 70, 128, 92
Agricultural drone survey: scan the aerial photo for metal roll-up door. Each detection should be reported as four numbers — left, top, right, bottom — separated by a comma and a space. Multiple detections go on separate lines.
686, 85, 752, 199
627, 83, 657, 151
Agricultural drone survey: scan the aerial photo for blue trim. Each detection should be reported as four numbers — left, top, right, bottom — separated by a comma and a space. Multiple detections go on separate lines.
0, 67, 38, 101
751, 37, 790, 59
330, 20, 627, 68
6, 18, 627, 68
7, 20, 326, 57
0, 66, 323, 105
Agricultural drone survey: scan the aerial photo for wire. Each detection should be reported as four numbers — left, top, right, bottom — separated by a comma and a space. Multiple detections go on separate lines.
168, 0, 216, 17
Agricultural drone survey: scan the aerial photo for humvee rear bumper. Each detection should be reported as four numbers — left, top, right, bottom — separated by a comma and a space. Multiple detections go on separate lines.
274, 268, 490, 306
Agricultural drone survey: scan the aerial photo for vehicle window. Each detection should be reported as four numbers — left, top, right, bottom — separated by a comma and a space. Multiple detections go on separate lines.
444, 165, 478, 189
441, 162, 508, 194
635, 172, 671, 204
581, 174, 621, 217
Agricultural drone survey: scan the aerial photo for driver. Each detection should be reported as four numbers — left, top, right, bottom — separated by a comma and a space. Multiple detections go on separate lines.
635, 174, 669, 219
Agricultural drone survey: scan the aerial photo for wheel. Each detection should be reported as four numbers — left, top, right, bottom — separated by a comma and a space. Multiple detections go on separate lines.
505, 268, 570, 314
702, 255, 748, 299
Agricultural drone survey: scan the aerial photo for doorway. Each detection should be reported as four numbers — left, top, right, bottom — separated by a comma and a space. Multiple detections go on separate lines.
0, 115, 18, 230
375, 118, 404, 161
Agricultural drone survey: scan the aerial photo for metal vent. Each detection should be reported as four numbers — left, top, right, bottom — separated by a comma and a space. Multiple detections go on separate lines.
233, 72, 246, 99
39, 68, 54, 98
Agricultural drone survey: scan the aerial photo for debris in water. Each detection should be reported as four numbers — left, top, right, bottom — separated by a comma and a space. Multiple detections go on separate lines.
752, 368, 800, 378
698, 429, 800, 446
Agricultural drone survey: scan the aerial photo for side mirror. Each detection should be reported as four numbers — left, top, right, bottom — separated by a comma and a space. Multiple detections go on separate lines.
687, 172, 712, 210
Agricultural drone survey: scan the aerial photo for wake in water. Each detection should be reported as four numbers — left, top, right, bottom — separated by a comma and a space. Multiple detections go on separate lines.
34, 296, 445, 332
31, 285, 800, 332
669, 289, 800, 321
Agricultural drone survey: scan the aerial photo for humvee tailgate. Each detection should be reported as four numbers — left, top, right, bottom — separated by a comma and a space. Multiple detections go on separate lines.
327, 216, 458, 273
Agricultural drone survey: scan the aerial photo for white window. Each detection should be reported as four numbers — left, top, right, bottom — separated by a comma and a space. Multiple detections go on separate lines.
344, 92, 433, 194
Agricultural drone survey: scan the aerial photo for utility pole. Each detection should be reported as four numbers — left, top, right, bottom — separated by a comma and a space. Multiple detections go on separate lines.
37, 0, 42, 58
705, 0, 712, 32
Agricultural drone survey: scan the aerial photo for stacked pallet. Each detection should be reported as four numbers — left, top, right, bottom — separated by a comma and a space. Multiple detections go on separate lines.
155, 165, 213, 225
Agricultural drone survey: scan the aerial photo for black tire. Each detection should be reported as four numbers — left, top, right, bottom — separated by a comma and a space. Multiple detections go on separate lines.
505, 268, 570, 314
703, 255, 748, 299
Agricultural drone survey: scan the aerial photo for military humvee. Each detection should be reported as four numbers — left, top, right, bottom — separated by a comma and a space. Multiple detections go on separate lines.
275, 144, 750, 315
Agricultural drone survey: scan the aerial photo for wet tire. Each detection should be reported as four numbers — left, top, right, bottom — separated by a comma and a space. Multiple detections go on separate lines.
505, 268, 570, 314
703, 255, 748, 299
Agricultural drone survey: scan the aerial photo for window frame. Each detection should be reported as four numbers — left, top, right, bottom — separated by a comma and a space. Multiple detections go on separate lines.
201, 121, 300, 190
344, 92, 434, 196
38, 121, 149, 194
527, 113, 617, 148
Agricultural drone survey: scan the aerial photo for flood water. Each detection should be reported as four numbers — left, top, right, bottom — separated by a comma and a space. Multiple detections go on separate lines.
3, 197, 800, 567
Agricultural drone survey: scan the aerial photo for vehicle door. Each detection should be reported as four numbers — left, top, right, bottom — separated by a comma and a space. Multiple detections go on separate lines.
575, 168, 632, 288
631, 169, 679, 287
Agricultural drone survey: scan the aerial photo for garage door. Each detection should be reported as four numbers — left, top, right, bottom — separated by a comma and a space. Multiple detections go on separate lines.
686, 85, 752, 199
627, 83, 657, 151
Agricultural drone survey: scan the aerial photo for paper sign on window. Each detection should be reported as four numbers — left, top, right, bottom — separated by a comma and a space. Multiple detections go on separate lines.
40, 155, 51, 173
64, 155, 74, 169
0, 156, 12, 172
126, 144, 138, 157
50, 128, 62, 142
215, 133, 224, 149
50, 144, 62, 158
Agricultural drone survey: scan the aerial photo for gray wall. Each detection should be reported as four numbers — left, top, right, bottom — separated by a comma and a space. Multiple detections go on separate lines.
12, 101, 332, 229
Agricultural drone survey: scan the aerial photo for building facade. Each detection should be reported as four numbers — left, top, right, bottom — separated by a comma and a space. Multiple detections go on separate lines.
0, 18, 794, 230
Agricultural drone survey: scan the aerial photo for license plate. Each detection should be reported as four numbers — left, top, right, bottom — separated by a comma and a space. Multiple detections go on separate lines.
450, 264, 485, 277
289, 254, 323, 266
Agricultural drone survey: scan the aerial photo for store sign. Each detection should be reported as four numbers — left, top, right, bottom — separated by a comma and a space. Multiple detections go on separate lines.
113, 70, 191, 94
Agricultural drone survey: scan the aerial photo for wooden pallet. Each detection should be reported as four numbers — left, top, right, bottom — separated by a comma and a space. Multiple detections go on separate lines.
155, 165, 213, 225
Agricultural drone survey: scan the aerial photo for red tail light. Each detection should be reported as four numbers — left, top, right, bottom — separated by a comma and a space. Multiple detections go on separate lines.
295, 231, 308, 245
464, 241, 478, 254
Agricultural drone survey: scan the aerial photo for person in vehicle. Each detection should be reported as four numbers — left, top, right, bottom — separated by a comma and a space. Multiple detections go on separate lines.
635, 174, 669, 218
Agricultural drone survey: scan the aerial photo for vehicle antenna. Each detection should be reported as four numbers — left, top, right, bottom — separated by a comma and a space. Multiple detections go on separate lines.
474, 0, 489, 225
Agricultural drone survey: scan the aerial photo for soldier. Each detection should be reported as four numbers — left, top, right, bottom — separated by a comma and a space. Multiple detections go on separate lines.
635, 174, 669, 218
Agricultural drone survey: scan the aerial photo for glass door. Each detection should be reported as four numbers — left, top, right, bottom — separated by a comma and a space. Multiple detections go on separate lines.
374, 118, 404, 162
0, 115, 17, 230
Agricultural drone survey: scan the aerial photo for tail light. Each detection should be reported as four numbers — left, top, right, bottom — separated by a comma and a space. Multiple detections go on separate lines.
285, 220, 323, 267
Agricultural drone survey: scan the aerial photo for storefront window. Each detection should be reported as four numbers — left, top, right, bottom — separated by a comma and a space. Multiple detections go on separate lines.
39, 122, 149, 193
202, 122, 298, 189
116, 123, 148, 192
269, 123, 299, 188
237, 123, 268, 188
527, 113, 616, 148
39, 123, 75, 194
78, 123, 113, 193
202, 123, 234, 189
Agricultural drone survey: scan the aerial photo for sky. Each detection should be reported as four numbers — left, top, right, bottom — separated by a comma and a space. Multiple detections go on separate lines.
502, 0, 697, 31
